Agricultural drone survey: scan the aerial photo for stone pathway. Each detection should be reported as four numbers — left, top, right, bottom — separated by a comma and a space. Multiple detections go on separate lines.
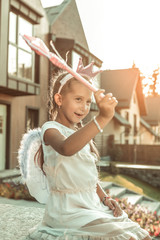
0, 203, 44, 240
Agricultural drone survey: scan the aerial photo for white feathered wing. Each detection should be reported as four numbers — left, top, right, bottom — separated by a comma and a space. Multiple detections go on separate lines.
18, 128, 49, 204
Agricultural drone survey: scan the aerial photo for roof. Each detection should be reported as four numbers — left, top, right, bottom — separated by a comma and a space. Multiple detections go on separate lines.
44, 0, 89, 50
90, 103, 130, 126
114, 112, 131, 127
101, 68, 147, 116
142, 96, 160, 126
140, 117, 158, 136
45, 0, 71, 25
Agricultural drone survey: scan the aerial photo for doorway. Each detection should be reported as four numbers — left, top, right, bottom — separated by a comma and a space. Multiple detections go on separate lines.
0, 104, 7, 170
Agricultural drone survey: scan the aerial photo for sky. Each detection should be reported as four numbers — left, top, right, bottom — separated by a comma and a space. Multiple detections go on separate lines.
41, 0, 160, 77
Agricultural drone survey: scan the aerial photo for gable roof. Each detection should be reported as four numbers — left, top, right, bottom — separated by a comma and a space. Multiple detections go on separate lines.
91, 103, 130, 127
101, 68, 147, 116
45, 0, 89, 50
45, 0, 71, 25
142, 96, 160, 126
140, 117, 158, 136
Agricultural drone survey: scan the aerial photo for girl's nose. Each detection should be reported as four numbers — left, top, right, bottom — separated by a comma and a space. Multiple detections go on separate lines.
80, 103, 88, 112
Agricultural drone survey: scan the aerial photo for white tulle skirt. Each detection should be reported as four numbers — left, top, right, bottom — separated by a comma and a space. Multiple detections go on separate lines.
25, 213, 150, 240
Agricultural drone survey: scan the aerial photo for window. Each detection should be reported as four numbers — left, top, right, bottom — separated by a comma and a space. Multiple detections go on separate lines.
72, 51, 82, 71
92, 64, 101, 89
26, 108, 39, 131
125, 112, 129, 136
8, 12, 34, 81
133, 114, 138, 136
125, 140, 129, 144
71, 51, 88, 70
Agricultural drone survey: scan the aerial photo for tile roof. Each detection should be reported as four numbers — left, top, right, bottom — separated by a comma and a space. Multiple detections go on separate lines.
142, 96, 160, 126
114, 112, 131, 127
101, 68, 147, 115
140, 117, 158, 136
90, 103, 130, 126
45, 0, 71, 25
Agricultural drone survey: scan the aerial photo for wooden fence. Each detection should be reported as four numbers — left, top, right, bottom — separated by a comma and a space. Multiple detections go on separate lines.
115, 144, 160, 166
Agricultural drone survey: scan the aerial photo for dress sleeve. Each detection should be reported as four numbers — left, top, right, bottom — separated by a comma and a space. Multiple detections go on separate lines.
41, 121, 63, 144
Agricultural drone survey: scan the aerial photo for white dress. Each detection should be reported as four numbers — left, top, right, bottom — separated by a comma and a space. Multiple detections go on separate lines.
26, 121, 150, 240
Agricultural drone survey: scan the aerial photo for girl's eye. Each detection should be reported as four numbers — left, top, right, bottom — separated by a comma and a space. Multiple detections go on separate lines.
76, 98, 81, 102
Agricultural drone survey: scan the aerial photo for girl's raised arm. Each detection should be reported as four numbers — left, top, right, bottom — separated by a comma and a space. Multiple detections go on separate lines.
44, 90, 118, 156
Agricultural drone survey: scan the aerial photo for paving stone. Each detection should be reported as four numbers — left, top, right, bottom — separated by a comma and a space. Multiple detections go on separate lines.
0, 203, 44, 240
100, 181, 113, 189
108, 186, 126, 198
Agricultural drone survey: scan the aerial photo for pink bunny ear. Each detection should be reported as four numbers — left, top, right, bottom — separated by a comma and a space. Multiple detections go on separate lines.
21, 34, 104, 95
22, 35, 50, 57
76, 58, 103, 78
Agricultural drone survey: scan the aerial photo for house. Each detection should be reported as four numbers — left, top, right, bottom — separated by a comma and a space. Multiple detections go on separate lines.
0, 0, 103, 170
99, 68, 147, 149
142, 96, 160, 143
0, 0, 49, 170
140, 117, 159, 144
45, 0, 102, 78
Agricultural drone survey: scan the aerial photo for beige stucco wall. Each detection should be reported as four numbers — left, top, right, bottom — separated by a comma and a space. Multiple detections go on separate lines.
139, 124, 155, 144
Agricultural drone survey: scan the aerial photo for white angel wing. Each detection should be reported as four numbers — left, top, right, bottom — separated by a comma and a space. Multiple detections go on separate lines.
18, 128, 49, 204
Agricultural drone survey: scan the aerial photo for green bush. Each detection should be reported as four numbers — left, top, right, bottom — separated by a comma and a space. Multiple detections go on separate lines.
0, 181, 35, 201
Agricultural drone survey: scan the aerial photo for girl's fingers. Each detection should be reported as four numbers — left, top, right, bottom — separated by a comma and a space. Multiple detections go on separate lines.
114, 207, 121, 217
114, 208, 123, 217
94, 89, 106, 102
106, 200, 115, 210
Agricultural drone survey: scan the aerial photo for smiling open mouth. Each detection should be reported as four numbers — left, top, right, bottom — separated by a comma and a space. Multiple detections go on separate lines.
74, 113, 83, 117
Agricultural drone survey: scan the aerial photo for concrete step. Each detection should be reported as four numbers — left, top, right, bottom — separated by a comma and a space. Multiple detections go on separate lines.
108, 186, 126, 198
100, 181, 113, 190
120, 192, 143, 205
0, 169, 20, 182
139, 200, 160, 213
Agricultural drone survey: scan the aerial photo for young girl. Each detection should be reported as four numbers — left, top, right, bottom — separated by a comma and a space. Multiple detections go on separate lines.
25, 63, 151, 240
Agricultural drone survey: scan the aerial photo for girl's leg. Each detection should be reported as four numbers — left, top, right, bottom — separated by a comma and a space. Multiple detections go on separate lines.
129, 236, 151, 240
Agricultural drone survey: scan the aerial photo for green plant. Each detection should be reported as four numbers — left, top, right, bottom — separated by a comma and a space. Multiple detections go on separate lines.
0, 181, 35, 201
105, 189, 160, 237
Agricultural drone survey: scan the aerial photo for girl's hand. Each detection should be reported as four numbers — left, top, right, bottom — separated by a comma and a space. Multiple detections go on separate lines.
94, 90, 118, 120
104, 198, 123, 217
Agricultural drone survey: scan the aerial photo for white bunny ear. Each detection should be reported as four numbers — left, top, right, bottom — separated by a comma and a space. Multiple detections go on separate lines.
18, 128, 49, 204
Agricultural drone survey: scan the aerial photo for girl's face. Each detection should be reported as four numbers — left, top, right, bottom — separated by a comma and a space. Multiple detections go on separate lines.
58, 81, 92, 128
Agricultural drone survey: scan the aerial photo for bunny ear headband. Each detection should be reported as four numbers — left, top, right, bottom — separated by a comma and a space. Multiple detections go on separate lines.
21, 35, 103, 93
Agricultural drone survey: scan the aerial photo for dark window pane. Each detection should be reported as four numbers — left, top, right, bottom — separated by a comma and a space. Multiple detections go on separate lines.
35, 54, 40, 84
26, 109, 39, 131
